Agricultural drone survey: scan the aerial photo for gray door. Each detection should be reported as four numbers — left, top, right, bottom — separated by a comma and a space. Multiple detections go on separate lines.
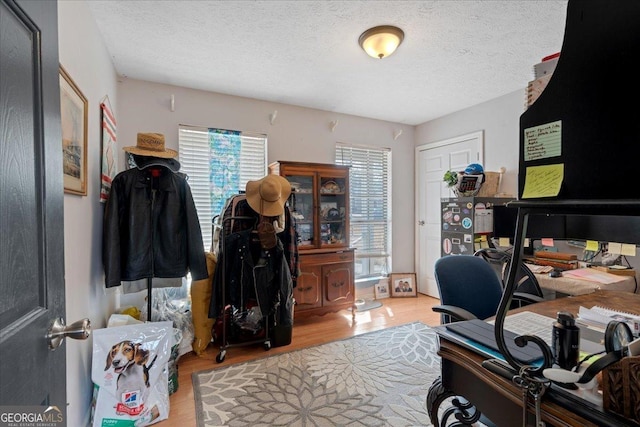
1, 0, 66, 414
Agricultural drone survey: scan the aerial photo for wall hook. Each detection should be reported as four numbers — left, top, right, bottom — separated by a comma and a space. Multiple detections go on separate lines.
393, 129, 403, 140
170, 94, 175, 112
330, 120, 339, 132
269, 110, 278, 125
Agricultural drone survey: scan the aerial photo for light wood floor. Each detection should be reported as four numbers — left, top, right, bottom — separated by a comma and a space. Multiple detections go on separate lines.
158, 294, 441, 426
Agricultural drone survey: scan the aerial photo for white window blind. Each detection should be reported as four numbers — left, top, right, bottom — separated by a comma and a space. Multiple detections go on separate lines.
336, 143, 391, 279
179, 125, 267, 250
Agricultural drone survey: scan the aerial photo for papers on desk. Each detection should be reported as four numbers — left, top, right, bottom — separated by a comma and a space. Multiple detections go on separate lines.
526, 264, 554, 274
578, 305, 640, 337
562, 267, 628, 284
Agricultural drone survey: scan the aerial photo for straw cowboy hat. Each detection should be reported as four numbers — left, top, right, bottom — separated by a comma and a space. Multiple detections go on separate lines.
123, 133, 178, 158
245, 175, 291, 217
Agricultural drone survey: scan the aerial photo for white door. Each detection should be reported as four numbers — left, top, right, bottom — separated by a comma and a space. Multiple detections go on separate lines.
415, 131, 483, 297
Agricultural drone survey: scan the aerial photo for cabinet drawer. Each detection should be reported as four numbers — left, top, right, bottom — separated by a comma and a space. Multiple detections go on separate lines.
299, 250, 354, 266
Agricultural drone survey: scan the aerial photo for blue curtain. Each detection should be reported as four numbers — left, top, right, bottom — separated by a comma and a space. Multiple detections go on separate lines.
208, 128, 241, 216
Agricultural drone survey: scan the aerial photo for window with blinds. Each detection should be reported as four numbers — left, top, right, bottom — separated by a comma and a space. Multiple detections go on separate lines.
335, 143, 391, 279
178, 125, 267, 250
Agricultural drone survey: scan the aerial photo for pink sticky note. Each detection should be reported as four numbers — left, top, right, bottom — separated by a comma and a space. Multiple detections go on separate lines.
541, 238, 554, 247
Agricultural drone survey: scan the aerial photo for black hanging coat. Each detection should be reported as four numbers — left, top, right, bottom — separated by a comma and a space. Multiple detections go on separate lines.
102, 167, 208, 287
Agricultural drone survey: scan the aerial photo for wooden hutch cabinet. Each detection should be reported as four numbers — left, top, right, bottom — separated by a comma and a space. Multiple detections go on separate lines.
269, 161, 356, 318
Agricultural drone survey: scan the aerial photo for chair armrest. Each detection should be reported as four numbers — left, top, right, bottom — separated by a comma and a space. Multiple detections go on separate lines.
513, 292, 545, 305
432, 304, 478, 322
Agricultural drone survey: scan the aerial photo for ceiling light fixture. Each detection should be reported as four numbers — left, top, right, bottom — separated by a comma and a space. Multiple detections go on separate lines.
358, 25, 404, 59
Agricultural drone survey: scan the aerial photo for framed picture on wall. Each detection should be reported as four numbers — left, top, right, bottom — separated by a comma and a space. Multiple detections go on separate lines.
390, 273, 418, 298
59, 64, 88, 195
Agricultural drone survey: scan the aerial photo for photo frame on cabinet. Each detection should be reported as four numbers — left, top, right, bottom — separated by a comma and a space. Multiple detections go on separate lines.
59, 65, 88, 195
390, 273, 417, 298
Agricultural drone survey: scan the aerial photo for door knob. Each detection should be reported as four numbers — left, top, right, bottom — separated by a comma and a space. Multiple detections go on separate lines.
46, 317, 91, 350
418, 220, 425, 225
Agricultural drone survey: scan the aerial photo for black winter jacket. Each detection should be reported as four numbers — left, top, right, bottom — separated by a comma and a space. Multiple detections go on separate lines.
209, 229, 294, 328
103, 167, 208, 287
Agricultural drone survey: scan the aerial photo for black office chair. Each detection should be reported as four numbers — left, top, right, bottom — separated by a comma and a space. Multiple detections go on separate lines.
473, 247, 545, 303
432, 255, 544, 324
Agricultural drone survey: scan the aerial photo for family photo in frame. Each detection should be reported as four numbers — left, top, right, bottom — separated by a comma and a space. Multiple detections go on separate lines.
390, 273, 417, 298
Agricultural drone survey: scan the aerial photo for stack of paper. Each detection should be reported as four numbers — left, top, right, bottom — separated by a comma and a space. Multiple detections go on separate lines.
526, 264, 554, 274
578, 306, 640, 337
562, 268, 628, 284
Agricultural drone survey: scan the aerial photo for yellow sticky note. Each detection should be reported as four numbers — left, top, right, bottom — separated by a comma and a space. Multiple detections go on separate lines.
499, 237, 510, 247
585, 240, 599, 252
480, 235, 487, 241
621, 244, 636, 257
521, 164, 564, 199
608, 242, 622, 255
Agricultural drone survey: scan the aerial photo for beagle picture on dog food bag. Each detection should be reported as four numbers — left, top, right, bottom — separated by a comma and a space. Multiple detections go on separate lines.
92, 321, 173, 427
105, 340, 156, 412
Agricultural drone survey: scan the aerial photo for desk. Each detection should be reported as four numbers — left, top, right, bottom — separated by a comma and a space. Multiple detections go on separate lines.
535, 272, 637, 297
427, 291, 640, 426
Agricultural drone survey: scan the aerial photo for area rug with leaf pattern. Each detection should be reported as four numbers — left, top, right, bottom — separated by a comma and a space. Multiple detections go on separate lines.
192, 322, 441, 426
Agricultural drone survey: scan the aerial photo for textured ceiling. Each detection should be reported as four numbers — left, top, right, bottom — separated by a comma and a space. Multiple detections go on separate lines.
86, 0, 568, 125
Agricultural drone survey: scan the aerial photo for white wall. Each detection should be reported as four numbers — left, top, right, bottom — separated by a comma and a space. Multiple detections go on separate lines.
415, 89, 525, 197
115, 79, 416, 274
58, 1, 119, 426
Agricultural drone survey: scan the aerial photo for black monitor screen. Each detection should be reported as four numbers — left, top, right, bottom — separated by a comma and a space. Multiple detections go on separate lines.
492, 205, 567, 242
566, 215, 640, 245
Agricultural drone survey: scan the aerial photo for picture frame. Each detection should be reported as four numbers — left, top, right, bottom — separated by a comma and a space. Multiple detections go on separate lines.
390, 273, 418, 298
59, 65, 88, 195
374, 279, 390, 300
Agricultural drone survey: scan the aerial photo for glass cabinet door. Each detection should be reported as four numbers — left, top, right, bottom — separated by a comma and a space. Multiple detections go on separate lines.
319, 173, 347, 248
274, 161, 350, 251
286, 173, 316, 247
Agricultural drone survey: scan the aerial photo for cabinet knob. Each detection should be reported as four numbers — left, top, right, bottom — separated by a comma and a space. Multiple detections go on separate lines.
332, 281, 344, 288
418, 220, 425, 226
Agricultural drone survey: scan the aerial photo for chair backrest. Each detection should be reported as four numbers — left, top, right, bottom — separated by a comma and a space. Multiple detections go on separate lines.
434, 255, 504, 321
511, 262, 544, 298
473, 248, 511, 281
474, 248, 544, 299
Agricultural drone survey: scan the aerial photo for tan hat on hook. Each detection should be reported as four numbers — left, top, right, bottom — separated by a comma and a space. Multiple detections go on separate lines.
123, 133, 178, 158
245, 175, 291, 217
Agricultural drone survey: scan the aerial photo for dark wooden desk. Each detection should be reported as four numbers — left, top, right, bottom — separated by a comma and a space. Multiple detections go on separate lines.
428, 291, 640, 426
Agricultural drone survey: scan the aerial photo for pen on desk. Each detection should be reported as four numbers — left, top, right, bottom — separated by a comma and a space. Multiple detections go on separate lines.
481, 358, 519, 381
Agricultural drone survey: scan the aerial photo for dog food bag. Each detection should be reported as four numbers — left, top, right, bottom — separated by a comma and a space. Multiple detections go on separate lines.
91, 321, 174, 427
